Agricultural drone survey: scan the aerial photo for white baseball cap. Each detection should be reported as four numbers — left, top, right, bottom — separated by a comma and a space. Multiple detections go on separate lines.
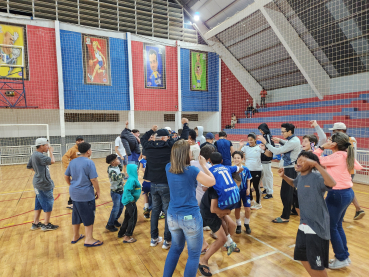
35, 138, 49, 146
329, 122, 347, 131
165, 127, 172, 131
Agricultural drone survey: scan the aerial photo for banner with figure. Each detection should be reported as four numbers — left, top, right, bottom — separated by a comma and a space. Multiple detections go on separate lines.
0, 23, 28, 79
144, 44, 166, 89
190, 50, 207, 91
82, 34, 111, 85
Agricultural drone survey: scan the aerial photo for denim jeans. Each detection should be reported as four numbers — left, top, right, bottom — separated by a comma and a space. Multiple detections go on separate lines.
326, 188, 354, 261
150, 183, 171, 241
163, 210, 203, 277
107, 191, 124, 226
34, 188, 54, 212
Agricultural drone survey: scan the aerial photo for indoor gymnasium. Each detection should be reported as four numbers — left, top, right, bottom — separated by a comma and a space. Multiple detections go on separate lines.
0, 0, 369, 276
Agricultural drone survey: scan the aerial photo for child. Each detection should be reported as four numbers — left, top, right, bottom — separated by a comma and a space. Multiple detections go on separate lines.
278, 151, 336, 277
302, 135, 318, 152
105, 154, 125, 232
214, 131, 234, 166
189, 129, 200, 160
139, 154, 151, 218
118, 164, 142, 243
232, 151, 252, 234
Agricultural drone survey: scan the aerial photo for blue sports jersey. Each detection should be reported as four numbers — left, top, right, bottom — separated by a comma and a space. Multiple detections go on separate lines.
139, 159, 147, 169
240, 166, 252, 191
209, 164, 240, 209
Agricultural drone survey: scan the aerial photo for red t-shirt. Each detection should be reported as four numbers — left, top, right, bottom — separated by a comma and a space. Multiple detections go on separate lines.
260, 90, 267, 97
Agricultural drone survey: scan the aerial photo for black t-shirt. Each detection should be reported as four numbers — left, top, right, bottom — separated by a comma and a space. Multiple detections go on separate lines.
200, 142, 217, 150
200, 187, 219, 220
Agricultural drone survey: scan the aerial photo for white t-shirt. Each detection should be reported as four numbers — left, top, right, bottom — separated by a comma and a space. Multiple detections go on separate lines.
190, 160, 211, 205
190, 144, 200, 161
115, 136, 126, 157
241, 145, 263, 171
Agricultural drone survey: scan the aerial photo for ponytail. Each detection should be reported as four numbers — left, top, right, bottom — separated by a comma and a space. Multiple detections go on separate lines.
331, 132, 355, 173
346, 144, 355, 172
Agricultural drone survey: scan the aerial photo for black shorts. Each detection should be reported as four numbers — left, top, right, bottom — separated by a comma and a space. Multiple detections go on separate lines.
72, 200, 96, 226
201, 212, 222, 233
294, 229, 329, 270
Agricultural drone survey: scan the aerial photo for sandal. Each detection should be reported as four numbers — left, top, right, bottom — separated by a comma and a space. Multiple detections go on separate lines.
84, 240, 103, 247
71, 234, 85, 244
123, 238, 137, 243
198, 264, 212, 276
272, 217, 289, 223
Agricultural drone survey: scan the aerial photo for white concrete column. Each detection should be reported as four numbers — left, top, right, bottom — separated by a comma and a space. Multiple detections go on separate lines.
217, 56, 222, 132
175, 44, 182, 132
127, 32, 135, 128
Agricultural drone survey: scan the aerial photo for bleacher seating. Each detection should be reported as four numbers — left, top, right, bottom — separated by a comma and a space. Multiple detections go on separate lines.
223, 91, 369, 149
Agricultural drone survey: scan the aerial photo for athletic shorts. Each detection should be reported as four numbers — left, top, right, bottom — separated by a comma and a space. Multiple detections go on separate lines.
201, 212, 222, 234
218, 203, 237, 211
142, 181, 151, 194
98, 60, 103, 68
34, 188, 54, 213
118, 156, 128, 166
235, 190, 251, 208
72, 200, 96, 226
294, 229, 329, 270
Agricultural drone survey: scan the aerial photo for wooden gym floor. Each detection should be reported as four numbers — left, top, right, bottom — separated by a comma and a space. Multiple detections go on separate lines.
0, 158, 368, 277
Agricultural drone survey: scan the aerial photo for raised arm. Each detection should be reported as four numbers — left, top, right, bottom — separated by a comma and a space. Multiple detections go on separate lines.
258, 135, 299, 155
179, 118, 189, 140
310, 120, 327, 146
141, 125, 157, 149
277, 168, 295, 187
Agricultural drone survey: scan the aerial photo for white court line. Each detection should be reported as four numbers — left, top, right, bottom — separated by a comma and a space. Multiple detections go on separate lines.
212, 250, 279, 275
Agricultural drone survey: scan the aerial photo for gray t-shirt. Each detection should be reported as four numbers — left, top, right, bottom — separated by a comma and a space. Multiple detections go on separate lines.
27, 151, 54, 191
293, 171, 331, 240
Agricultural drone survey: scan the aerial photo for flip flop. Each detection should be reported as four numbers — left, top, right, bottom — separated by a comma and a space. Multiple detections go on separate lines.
272, 217, 289, 223
71, 234, 85, 244
123, 238, 137, 243
84, 240, 103, 247
66, 205, 73, 210
198, 264, 212, 276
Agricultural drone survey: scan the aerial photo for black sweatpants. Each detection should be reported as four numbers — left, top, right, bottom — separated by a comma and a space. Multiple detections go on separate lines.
280, 167, 298, 220
118, 202, 137, 237
249, 171, 262, 204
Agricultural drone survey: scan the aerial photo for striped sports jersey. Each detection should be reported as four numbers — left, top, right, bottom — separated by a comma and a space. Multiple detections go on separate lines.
239, 166, 252, 191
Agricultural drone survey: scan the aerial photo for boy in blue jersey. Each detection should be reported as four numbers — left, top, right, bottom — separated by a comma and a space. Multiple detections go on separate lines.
232, 151, 253, 234
214, 132, 234, 166
139, 154, 151, 218
209, 152, 242, 210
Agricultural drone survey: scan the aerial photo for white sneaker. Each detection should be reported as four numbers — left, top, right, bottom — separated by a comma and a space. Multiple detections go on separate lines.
162, 240, 171, 249
203, 226, 211, 231
150, 236, 163, 247
251, 200, 256, 206
330, 257, 351, 265
329, 258, 350, 269
210, 231, 218, 239
251, 203, 262, 210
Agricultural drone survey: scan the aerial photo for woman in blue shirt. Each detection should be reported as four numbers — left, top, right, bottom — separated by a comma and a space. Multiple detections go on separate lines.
163, 140, 215, 277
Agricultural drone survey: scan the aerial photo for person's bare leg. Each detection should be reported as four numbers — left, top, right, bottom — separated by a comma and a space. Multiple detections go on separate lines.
144, 194, 149, 205
244, 207, 251, 220
84, 224, 102, 245
201, 238, 209, 252
296, 208, 300, 216
223, 215, 236, 236
33, 210, 41, 224
301, 261, 328, 277
43, 211, 51, 225
353, 195, 361, 212
235, 208, 241, 222
72, 224, 81, 241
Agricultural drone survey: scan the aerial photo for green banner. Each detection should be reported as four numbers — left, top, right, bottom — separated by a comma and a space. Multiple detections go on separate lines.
190, 51, 207, 91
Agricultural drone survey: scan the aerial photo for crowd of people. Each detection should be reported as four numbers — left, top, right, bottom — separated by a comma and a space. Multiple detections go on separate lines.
26, 117, 365, 277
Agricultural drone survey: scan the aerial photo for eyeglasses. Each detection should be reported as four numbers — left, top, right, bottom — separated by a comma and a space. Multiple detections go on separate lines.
281, 131, 288, 134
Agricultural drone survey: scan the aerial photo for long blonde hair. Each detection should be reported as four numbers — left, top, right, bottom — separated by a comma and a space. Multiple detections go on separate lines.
331, 132, 354, 172
169, 140, 190, 174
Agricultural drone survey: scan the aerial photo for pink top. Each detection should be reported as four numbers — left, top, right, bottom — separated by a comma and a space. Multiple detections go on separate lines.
314, 148, 363, 190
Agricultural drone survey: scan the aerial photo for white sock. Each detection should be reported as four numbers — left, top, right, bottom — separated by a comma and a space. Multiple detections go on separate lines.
226, 234, 233, 246
236, 219, 241, 226
244, 218, 250, 225
144, 203, 149, 209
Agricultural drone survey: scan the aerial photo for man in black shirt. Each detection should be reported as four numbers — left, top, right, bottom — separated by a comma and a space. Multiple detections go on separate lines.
141, 118, 189, 249
200, 133, 216, 150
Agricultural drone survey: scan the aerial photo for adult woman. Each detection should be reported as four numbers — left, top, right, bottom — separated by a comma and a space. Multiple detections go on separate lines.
314, 132, 362, 269
240, 133, 264, 210
231, 114, 237, 129
163, 140, 215, 277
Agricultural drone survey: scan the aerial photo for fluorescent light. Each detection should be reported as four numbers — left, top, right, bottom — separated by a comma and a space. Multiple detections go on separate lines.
194, 12, 200, 21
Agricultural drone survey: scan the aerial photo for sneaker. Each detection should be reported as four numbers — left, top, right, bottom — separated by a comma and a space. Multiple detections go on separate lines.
210, 231, 218, 240
354, 210, 365, 220
114, 221, 121, 227
150, 236, 163, 247
236, 225, 241, 234
144, 214, 150, 219
41, 223, 59, 231
330, 257, 351, 265
264, 194, 273, 199
106, 224, 118, 232
251, 200, 256, 206
251, 203, 262, 210
262, 189, 267, 194
159, 212, 165, 219
87, 74, 93, 82
162, 240, 172, 249
227, 242, 237, 256
329, 258, 350, 269
30, 222, 43, 231
143, 208, 150, 215
203, 226, 211, 231
244, 224, 251, 234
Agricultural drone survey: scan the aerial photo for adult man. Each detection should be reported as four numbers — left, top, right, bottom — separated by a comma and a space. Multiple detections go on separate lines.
64, 142, 103, 247
115, 133, 128, 178
121, 121, 141, 167
329, 122, 365, 220
258, 123, 301, 223
62, 136, 84, 209
141, 118, 189, 249
148, 49, 162, 87
27, 138, 59, 231
260, 89, 267, 108
200, 132, 216, 150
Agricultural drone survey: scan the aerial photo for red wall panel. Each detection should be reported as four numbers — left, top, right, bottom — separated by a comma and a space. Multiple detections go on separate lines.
221, 61, 252, 128
24, 25, 59, 109
131, 41, 178, 111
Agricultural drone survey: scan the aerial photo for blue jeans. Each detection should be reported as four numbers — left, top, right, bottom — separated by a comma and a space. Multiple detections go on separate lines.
150, 183, 171, 241
107, 191, 124, 226
163, 210, 203, 277
326, 188, 354, 261
34, 188, 54, 212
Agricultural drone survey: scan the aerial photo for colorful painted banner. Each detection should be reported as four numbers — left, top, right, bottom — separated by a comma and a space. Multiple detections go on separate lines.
144, 44, 166, 89
82, 34, 111, 85
0, 23, 28, 79
190, 50, 207, 91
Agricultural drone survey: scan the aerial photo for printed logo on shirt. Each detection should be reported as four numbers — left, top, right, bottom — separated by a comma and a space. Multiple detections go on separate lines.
316, 256, 321, 267
255, 175, 259, 177
247, 199, 251, 204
